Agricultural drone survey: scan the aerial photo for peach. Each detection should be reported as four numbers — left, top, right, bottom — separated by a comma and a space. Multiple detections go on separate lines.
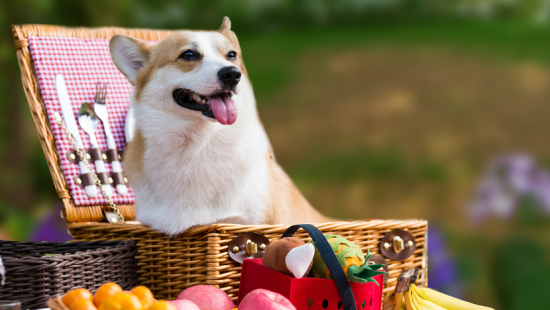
238, 289, 296, 310
168, 300, 200, 310
176, 286, 234, 310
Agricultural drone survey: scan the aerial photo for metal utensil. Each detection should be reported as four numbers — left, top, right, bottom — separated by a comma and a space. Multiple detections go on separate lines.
94, 83, 128, 196
125, 105, 136, 143
56, 74, 97, 198
78, 102, 113, 197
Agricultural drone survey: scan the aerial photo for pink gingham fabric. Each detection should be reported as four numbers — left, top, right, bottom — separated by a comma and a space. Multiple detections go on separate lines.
28, 36, 140, 205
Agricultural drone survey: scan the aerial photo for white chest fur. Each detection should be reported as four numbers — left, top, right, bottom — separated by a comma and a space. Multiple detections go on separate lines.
130, 79, 271, 235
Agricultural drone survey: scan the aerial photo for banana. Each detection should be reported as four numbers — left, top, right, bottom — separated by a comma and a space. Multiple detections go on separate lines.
410, 285, 446, 310
411, 293, 427, 310
413, 284, 494, 310
411, 292, 430, 310
405, 289, 419, 310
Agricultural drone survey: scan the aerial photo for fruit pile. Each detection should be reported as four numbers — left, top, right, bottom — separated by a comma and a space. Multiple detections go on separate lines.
61, 283, 168, 310
60, 283, 297, 310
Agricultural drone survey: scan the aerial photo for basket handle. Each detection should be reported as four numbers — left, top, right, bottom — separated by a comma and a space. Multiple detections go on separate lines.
282, 224, 357, 310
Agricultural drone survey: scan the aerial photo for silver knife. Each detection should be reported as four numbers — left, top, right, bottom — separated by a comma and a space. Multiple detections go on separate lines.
56, 74, 98, 198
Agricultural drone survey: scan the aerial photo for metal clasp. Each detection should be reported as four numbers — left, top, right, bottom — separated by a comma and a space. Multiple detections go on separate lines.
380, 229, 416, 261
393, 235, 404, 253
228, 232, 270, 264
246, 239, 258, 256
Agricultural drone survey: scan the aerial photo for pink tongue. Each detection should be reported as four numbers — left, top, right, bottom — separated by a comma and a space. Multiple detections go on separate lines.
208, 93, 238, 125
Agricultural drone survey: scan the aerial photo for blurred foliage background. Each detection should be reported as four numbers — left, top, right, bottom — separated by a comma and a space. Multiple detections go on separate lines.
3, 0, 550, 308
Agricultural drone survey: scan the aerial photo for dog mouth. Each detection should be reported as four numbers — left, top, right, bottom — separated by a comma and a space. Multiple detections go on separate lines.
172, 89, 237, 125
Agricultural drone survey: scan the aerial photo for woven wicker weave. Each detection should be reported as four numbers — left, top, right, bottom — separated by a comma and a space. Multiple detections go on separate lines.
11, 24, 428, 302
0, 240, 138, 309
68, 220, 427, 300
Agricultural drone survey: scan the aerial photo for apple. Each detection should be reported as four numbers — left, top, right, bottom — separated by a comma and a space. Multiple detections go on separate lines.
177, 285, 235, 310
239, 289, 296, 310
168, 300, 201, 310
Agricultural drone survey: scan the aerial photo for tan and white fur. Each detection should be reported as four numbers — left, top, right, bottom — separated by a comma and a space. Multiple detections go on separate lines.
109, 17, 329, 235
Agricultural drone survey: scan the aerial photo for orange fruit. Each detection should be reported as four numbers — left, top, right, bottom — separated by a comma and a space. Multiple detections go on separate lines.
93, 283, 123, 307
130, 286, 155, 309
146, 301, 176, 310
62, 288, 93, 307
99, 292, 143, 310
70, 298, 98, 310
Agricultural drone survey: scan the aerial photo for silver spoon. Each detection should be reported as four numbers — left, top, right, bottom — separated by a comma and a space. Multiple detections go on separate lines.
78, 102, 113, 197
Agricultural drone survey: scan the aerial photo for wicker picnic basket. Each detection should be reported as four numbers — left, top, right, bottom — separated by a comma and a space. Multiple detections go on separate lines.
0, 240, 138, 309
11, 24, 428, 302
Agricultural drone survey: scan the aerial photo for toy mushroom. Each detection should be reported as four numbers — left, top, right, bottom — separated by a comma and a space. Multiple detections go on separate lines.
262, 237, 315, 279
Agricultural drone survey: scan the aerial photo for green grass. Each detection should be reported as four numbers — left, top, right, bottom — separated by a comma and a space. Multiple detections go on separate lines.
233, 21, 550, 194
240, 21, 550, 97
288, 149, 448, 184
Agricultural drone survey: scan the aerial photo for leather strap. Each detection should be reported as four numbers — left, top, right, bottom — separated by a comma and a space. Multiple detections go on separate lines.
105, 148, 120, 163
67, 148, 104, 163
88, 148, 103, 162
111, 172, 125, 185
75, 173, 109, 188
282, 224, 357, 310
73, 173, 94, 187
97, 172, 110, 185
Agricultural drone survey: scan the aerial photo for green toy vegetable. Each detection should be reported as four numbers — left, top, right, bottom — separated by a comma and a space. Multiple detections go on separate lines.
308, 235, 386, 285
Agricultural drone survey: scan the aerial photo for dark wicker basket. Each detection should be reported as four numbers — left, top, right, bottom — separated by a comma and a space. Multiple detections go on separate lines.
0, 240, 138, 309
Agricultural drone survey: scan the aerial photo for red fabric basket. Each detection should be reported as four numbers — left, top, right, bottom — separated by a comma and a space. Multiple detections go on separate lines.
237, 224, 384, 310
238, 259, 383, 310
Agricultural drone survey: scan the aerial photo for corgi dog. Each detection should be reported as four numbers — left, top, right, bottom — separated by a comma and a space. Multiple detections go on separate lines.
109, 17, 329, 235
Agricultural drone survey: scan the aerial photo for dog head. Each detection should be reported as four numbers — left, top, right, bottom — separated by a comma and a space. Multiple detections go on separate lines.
110, 17, 245, 125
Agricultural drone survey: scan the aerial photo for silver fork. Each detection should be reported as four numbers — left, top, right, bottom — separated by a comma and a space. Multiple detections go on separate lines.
78, 101, 113, 197
94, 83, 128, 196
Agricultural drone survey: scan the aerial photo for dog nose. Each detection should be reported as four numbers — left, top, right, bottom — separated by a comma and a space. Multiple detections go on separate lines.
218, 66, 241, 86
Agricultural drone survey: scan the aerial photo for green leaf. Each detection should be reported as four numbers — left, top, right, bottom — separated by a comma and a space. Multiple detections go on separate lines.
367, 263, 386, 271
347, 264, 386, 286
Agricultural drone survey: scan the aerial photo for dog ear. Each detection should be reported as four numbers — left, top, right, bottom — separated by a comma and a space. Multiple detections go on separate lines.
109, 35, 152, 86
228, 30, 248, 76
218, 16, 247, 74
218, 16, 232, 40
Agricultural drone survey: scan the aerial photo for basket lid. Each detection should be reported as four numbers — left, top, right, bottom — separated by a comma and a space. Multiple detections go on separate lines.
12, 24, 182, 223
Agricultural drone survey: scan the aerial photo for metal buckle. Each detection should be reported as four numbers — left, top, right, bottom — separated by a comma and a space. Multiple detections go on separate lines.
228, 232, 270, 264
380, 229, 416, 260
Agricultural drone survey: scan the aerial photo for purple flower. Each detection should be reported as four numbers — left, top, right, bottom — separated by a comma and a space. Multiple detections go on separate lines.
530, 169, 550, 212
490, 154, 535, 194
428, 226, 462, 298
469, 175, 516, 223
30, 203, 72, 242
469, 153, 550, 223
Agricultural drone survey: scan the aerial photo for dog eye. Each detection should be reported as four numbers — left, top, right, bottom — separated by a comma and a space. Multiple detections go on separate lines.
179, 50, 199, 60
226, 51, 237, 60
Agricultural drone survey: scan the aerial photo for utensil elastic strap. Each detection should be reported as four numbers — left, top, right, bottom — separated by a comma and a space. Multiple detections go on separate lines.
54, 112, 124, 223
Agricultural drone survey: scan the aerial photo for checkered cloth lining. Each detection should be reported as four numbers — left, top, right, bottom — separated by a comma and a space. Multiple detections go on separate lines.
28, 36, 145, 206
